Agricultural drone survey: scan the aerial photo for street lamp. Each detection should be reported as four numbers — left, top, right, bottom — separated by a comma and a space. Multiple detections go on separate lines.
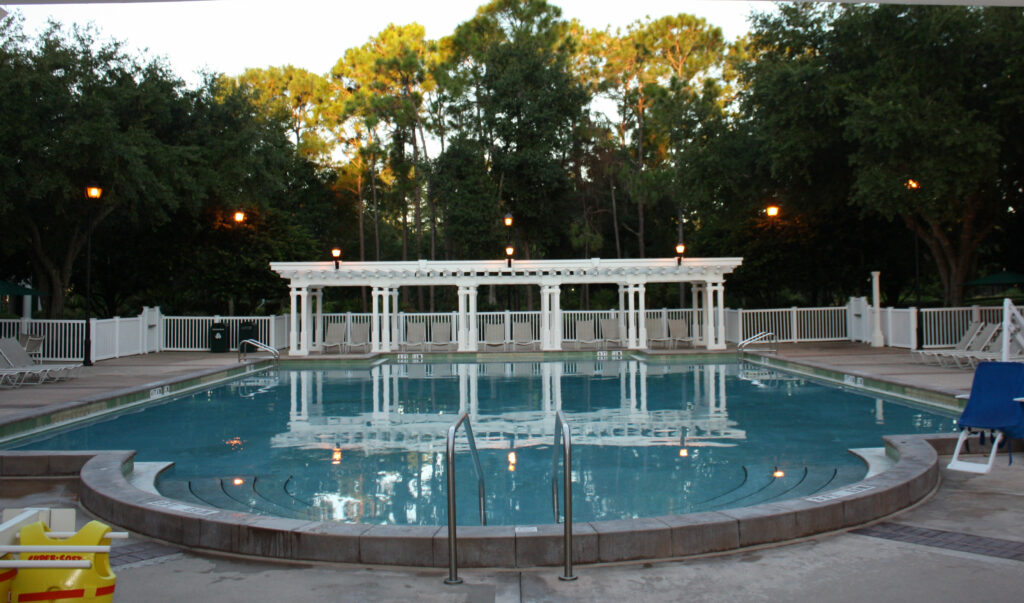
675, 242, 686, 266
233, 210, 246, 223
503, 213, 513, 227
505, 245, 515, 268
83, 184, 103, 366
765, 205, 780, 218
331, 247, 342, 269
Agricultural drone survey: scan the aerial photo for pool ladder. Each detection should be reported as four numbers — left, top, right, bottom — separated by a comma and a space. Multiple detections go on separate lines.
445, 411, 576, 585
237, 339, 280, 365
737, 331, 778, 355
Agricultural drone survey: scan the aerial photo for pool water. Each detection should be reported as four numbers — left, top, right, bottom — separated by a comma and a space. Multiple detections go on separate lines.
11, 359, 956, 526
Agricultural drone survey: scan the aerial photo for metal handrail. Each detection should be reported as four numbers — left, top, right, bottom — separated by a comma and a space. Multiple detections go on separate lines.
238, 339, 280, 364
550, 410, 577, 581
444, 411, 486, 585
737, 331, 777, 353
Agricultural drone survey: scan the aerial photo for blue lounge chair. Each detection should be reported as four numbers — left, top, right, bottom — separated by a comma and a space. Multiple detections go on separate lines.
947, 361, 1024, 474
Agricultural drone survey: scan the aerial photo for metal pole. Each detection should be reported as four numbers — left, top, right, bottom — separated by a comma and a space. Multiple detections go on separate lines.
83, 232, 92, 366
444, 420, 461, 585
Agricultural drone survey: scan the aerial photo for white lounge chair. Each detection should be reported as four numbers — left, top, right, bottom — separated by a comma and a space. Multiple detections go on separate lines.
430, 322, 453, 351
574, 320, 600, 350
667, 319, 692, 349
347, 322, 372, 353
512, 321, 535, 350
0, 337, 77, 382
599, 318, 623, 349
933, 323, 999, 367
322, 323, 346, 354
645, 318, 672, 349
482, 323, 506, 351
914, 321, 983, 365
404, 322, 427, 351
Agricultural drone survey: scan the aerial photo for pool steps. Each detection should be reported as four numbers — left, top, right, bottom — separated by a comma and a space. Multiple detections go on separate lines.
6, 432, 991, 568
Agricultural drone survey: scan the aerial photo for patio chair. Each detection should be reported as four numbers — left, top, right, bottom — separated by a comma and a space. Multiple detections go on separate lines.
645, 318, 671, 349
914, 321, 983, 365
404, 322, 427, 352
18, 333, 45, 362
0, 337, 77, 382
430, 322, 453, 351
482, 323, 506, 351
574, 320, 600, 350
667, 319, 692, 349
932, 323, 999, 368
959, 329, 1024, 367
322, 323, 346, 354
947, 361, 1024, 474
512, 321, 535, 350
347, 322, 372, 353
599, 318, 623, 349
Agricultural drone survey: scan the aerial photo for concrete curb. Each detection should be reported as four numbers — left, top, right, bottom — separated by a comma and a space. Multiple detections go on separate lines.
1, 432, 968, 568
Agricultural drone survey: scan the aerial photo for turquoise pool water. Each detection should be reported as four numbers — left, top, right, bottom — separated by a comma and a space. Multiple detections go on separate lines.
11, 359, 956, 526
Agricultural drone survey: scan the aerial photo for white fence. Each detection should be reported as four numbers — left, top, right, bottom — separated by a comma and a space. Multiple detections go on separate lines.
2, 301, 1019, 362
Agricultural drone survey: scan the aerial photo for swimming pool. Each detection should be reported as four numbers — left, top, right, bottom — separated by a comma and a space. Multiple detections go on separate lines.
12, 358, 956, 526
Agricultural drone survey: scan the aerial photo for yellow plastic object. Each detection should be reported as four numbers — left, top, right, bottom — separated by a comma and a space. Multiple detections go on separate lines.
10, 520, 117, 602
0, 555, 14, 603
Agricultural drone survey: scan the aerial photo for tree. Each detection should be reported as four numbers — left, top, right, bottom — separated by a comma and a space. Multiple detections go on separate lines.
743, 4, 1024, 305
0, 19, 199, 316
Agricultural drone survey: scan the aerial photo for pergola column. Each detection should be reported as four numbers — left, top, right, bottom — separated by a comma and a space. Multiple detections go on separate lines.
691, 283, 706, 348
312, 288, 324, 351
540, 284, 563, 351
457, 285, 479, 352
371, 286, 399, 353
709, 281, 726, 350
288, 285, 299, 356
621, 283, 646, 349
299, 286, 311, 355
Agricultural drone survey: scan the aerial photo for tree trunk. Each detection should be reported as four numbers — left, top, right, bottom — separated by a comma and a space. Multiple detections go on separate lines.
610, 182, 621, 258
902, 200, 992, 306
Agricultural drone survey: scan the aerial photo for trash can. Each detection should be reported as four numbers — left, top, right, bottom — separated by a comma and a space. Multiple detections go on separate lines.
209, 323, 229, 353
238, 321, 257, 353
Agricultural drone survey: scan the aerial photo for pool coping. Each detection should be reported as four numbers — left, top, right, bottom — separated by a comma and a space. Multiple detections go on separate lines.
0, 433, 973, 568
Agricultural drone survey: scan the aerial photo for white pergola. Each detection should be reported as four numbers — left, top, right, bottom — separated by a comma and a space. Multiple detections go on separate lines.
270, 257, 743, 356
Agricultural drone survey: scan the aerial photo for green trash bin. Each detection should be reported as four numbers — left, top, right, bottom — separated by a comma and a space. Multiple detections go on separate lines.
238, 321, 257, 353
209, 323, 229, 353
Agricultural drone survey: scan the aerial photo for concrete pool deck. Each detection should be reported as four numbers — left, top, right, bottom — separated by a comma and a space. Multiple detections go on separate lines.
2, 344, 1022, 601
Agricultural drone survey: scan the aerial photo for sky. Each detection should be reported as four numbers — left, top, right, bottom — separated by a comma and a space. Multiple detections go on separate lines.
7, 0, 775, 85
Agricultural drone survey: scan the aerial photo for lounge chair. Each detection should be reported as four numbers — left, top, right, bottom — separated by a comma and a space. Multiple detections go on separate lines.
914, 321, 982, 365
947, 361, 1024, 474
574, 320, 600, 350
404, 322, 427, 351
599, 318, 623, 349
667, 319, 692, 349
482, 323, 506, 351
512, 321, 535, 350
960, 330, 1024, 367
0, 337, 78, 382
430, 322, 453, 351
18, 333, 44, 362
347, 322, 372, 353
322, 323, 346, 354
932, 323, 999, 367
645, 318, 671, 349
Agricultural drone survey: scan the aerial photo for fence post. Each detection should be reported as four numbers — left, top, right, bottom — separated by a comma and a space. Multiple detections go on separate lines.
971, 305, 981, 324
790, 307, 798, 343
909, 307, 918, 351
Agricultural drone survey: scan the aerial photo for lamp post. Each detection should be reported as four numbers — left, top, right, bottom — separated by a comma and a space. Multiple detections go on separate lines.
331, 247, 342, 270
675, 242, 686, 266
83, 184, 103, 366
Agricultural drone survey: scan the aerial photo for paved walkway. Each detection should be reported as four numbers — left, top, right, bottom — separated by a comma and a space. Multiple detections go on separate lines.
2, 344, 1021, 602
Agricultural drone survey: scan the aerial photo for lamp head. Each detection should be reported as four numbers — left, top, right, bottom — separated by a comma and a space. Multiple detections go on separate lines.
331, 247, 342, 259
233, 211, 246, 223
766, 205, 779, 218
85, 185, 103, 200
503, 213, 513, 227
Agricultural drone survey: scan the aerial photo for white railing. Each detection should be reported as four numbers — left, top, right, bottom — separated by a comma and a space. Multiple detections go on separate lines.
726, 306, 848, 344
3, 301, 1021, 361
